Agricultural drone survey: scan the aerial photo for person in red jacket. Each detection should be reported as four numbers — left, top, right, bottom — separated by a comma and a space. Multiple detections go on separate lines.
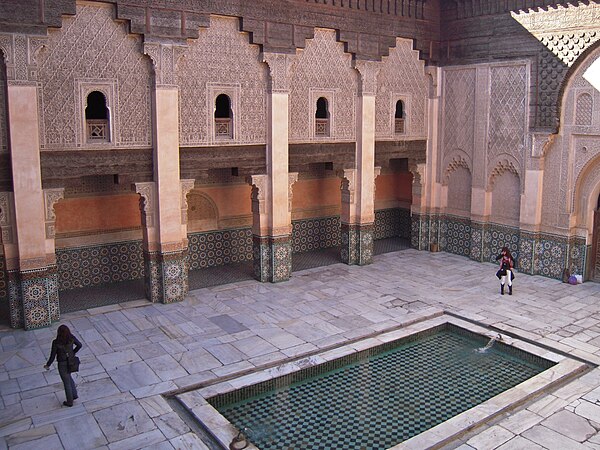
495, 247, 515, 295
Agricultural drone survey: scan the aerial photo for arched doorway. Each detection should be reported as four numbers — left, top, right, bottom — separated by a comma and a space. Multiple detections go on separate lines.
591, 194, 600, 281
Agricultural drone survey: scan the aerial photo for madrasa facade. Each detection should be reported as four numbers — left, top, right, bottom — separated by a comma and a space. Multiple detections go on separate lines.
0, 0, 599, 329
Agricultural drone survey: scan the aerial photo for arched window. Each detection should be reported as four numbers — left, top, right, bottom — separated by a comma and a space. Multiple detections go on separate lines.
215, 94, 233, 139
395, 100, 405, 134
315, 97, 329, 136
86, 91, 109, 142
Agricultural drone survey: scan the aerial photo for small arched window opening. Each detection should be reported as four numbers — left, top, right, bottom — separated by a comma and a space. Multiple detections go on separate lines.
86, 91, 109, 142
315, 97, 329, 137
215, 94, 233, 139
394, 100, 405, 134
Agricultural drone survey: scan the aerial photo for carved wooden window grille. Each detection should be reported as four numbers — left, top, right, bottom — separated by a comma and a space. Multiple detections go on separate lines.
395, 100, 405, 135
215, 94, 233, 139
85, 91, 110, 143
87, 120, 108, 141
315, 97, 330, 137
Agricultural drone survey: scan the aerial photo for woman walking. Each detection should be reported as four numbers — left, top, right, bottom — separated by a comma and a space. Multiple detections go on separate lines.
495, 247, 515, 295
44, 324, 82, 407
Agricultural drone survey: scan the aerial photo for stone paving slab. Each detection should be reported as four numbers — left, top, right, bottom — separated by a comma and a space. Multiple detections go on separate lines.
2, 250, 600, 448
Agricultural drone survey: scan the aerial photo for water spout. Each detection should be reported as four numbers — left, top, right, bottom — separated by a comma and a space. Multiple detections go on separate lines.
475, 337, 497, 353
229, 428, 251, 450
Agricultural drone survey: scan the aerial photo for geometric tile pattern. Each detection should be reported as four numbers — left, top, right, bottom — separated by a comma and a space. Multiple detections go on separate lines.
440, 215, 471, 257
56, 241, 144, 291
341, 223, 374, 266
482, 223, 520, 266
144, 250, 189, 304
534, 235, 567, 280
215, 328, 550, 450
252, 235, 292, 283
374, 208, 411, 240
187, 228, 252, 270
292, 217, 341, 253
0, 254, 6, 303
20, 267, 60, 330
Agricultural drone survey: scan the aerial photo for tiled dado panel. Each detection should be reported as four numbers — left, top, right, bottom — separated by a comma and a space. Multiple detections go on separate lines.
482, 223, 520, 265
56, 241, 144, 291
374, 208, 411, 240
518, 233, 587, 279
292, 217, 341, 253
188, 228, 253, 270
440, 215, 471, 257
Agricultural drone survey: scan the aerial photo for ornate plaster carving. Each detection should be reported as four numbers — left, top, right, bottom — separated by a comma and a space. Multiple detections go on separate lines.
354, 60, 380, 96
180, 179, 195, 225
133, 181, 156, 228
263, 52, 295, 93
443, 155, 471, 186
0, 192, 14, 244
248, 174, 268, 215
144, 41, 187, 87
531, 132, 557, 158
287, 172, 299, 213
0, 33, 47, 84
339, 168, 356, 204
43, 188, 64, 239
487, 159, 520, 191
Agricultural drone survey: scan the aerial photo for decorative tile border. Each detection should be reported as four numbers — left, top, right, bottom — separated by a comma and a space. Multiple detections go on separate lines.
144, 250, 189, 304
440, 215, 471, 257
0, 255, 7, 304
20, 266, 60, 330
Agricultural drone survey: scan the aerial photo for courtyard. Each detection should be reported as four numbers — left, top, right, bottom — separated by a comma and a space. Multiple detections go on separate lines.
2, 249, 600, 449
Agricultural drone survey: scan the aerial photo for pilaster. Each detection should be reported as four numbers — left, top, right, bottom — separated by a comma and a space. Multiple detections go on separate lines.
3, 33, 62, 328
340, 60, 380, 266
252, 52, 296, 282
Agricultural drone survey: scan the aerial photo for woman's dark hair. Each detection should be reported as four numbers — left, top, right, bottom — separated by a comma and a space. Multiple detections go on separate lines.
502, 246, 512, 259
56, 324, 73, 345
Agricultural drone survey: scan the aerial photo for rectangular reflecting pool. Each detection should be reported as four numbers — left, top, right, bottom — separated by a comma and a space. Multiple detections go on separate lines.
177, 315, 589, 450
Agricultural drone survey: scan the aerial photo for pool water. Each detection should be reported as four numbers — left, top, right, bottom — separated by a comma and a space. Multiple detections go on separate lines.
210, 327, 554, 450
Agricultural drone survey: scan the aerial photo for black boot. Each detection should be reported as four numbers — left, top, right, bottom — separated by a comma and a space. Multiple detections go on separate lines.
501, 284, 505, 295
509, 285, 512, 295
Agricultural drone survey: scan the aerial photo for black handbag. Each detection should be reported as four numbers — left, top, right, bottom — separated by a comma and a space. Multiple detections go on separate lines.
67, 355, 80, 373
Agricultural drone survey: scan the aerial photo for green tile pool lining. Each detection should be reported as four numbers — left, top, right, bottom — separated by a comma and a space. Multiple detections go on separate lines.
208, 322, 554, 410
206, 323, 557, 449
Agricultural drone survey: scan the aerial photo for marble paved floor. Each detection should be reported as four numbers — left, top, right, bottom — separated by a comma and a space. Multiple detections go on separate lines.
2, 249, 600, 449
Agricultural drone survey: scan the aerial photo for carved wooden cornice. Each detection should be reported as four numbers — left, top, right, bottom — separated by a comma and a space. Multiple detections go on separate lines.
40, 148, 153, 182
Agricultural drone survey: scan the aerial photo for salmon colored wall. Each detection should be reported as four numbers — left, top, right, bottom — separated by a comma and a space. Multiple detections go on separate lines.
197, 184, 252, 217
292, 177, 340, 211
375, 172, 413, 203
55, 194, 141, 234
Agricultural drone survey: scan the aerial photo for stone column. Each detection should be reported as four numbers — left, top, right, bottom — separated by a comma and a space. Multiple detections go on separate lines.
3, 34, 63, 329
140, 41, 191, 303
253, 52, 296, 282
341, 60, 380, 265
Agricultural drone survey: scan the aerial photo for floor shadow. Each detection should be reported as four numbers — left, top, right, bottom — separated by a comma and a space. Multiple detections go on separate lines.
59, 278, 146, 313
374, 237, 412, 255
188, 262, 255, 290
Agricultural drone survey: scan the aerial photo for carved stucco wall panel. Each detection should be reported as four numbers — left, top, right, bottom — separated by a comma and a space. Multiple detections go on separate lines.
37, 3, 152, 149
490, 170, 521, 225
440, 68, 475, 183
0, 57, 6, 153
178, 16, 268, 146
289, 28, 357, 143
488, 64, 528, 169
375, 38, 428, 139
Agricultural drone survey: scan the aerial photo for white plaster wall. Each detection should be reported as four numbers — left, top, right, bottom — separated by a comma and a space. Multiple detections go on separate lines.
38, 3, 152, 149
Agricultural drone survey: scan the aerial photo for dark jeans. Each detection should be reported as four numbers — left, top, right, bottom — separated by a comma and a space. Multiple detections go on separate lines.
58, 361, 77, 404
